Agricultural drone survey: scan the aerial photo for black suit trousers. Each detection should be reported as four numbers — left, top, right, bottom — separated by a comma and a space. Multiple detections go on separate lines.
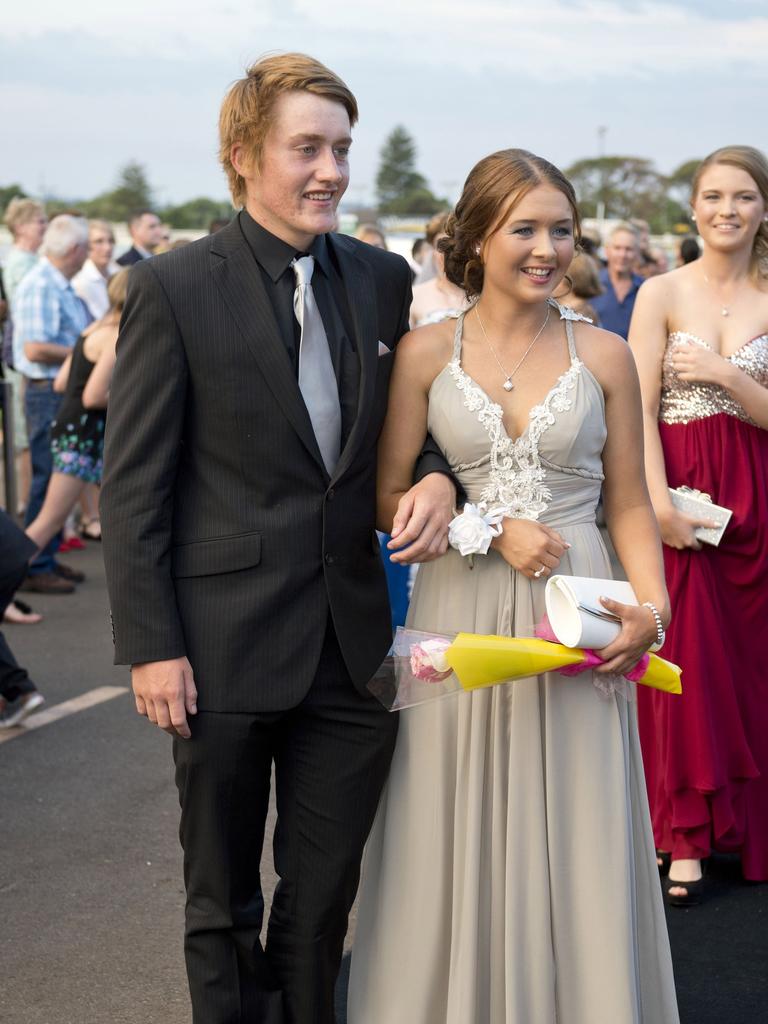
173, 618, 398, 1024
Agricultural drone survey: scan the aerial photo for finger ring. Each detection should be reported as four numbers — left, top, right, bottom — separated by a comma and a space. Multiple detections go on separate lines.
534, 565, 545, 579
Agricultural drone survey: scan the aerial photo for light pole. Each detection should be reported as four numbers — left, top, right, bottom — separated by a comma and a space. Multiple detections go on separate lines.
596, 125, 607, 227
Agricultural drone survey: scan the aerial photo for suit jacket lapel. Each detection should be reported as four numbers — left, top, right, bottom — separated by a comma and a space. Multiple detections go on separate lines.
209, 223, 326, 474
329, 236, 378, 484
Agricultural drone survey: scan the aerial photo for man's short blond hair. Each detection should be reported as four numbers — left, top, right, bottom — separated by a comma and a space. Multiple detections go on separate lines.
3, 197, 45, 236
218, 53, 358, 208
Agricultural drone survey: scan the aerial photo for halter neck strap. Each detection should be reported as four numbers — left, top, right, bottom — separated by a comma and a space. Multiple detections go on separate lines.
452, 297, 583, 365
452, 309, 467, 360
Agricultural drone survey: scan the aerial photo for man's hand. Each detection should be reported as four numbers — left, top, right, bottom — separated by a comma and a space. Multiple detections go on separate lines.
131, 656, 197, 739
388, 473, 456, 564
491, 518, 569, 579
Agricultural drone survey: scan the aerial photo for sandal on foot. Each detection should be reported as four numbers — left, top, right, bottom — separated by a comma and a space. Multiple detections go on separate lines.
3, 599, 43, 625
80, 518, 101, 541
665, 869, 706, 907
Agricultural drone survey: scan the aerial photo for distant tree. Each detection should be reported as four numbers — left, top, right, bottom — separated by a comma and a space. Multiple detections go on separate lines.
45, 198, 87, 217
375, 126, 446, 215
666, 158, 701, 207
386, 187, 450, 216
565, 155, 690, 233
161, 197, 233, 228
0, 184, 29, 213
566, 156, 662, 219
84, 162, 155, 222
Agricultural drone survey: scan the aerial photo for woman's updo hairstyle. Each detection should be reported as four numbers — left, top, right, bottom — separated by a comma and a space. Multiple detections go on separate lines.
439, 149, 581, 299
692, 145, 768, 281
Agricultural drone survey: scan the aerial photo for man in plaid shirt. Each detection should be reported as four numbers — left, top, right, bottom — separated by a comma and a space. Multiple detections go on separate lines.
12, 215, 90, 593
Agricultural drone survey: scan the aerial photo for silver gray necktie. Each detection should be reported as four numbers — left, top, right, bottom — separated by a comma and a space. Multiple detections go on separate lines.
291, 255, 342, 475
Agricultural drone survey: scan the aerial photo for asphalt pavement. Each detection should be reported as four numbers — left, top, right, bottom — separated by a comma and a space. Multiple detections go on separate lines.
1, 542, 766, 1024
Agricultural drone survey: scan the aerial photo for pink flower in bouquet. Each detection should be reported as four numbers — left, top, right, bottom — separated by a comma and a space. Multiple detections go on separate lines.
410, 638, 453, 682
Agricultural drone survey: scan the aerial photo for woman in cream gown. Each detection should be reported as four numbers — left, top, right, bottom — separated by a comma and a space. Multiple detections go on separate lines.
347, 150, 679, 1024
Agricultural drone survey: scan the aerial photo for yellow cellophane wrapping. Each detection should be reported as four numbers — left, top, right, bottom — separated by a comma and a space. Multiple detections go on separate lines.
443, 633, 681, 694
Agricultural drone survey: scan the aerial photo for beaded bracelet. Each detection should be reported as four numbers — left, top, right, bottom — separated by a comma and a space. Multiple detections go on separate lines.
642, 601, 666, 652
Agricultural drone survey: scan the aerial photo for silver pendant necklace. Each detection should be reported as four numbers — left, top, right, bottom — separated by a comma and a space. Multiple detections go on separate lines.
702, 272, 736, 318
475, 303, 551, 391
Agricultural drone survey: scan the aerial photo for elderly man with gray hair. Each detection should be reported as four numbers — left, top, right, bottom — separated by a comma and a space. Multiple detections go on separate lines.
591, 222, 645, 340
12, 215, 90, 593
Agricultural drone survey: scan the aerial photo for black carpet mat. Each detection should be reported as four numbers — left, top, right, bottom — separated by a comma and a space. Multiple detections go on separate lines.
665, 853, 768, 1023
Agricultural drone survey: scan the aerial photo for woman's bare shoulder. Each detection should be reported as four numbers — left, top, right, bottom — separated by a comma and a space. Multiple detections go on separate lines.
83, 320, 119, 359
573, 321, 636, 385
397, 317, 457, 364
638, 263, 696, 304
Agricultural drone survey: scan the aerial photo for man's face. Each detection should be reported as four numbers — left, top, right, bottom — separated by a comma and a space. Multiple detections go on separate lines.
605, 231, 638, 276
133, 213, 163, 251
54, 239, 89, 280
235, 91, 351, 250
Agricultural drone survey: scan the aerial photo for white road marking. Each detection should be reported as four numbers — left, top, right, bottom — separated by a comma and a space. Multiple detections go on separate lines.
0, 685, 129, 744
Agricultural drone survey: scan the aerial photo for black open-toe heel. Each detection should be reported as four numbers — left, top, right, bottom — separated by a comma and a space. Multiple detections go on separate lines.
665, 864, 706, 907
656, 850, 671, 876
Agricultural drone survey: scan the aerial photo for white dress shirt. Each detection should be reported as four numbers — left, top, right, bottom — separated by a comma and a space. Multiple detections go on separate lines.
72, 258, 119, 319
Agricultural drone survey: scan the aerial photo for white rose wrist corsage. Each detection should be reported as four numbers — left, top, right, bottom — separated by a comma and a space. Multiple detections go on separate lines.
448, 502, 508, 566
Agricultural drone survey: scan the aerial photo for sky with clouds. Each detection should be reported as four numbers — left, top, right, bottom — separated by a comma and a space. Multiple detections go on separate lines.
2, 0, 767, 207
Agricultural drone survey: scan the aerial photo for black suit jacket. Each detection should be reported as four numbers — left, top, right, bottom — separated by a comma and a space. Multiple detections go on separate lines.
115, 246, 145, 267
100, 220, 412, 712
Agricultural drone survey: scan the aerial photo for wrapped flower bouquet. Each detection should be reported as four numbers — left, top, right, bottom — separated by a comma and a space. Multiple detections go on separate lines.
367, 626, 682, 712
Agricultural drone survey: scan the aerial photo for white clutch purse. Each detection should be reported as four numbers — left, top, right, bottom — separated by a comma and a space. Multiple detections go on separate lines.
545, 575, 637, 649
667, 486, 732, 546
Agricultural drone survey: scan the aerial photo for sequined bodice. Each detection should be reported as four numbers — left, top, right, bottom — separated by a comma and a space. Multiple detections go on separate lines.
659, 331, 768, 426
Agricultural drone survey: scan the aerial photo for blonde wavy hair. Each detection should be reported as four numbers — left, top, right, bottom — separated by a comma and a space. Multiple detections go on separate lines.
3, 197, 45, 236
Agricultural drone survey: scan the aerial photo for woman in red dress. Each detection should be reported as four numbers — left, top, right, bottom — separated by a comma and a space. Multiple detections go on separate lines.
630, 145, 768, 905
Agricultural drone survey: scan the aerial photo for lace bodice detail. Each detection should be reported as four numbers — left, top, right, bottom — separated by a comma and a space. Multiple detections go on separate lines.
660, 331, 768, 426
447, 300, 591, 520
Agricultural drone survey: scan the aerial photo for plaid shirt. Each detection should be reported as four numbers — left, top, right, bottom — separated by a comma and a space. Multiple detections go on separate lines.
12, 257, 90, 379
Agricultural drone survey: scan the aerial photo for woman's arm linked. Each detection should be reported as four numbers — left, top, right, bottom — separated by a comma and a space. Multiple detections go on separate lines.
585, 323, 671, 675
377, 324, 453, 560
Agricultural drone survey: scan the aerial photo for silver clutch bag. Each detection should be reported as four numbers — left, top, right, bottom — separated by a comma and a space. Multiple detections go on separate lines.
668, 486, 732, 546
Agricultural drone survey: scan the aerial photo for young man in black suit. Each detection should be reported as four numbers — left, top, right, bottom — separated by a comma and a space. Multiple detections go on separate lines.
114, 209, 163, 266
100, 54, 454, 1024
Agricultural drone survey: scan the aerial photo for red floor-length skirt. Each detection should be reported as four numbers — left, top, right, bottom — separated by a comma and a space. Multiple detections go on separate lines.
637, 412, 768, 879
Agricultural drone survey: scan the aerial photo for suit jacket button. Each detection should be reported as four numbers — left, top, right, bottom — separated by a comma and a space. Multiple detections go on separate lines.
327, 488, 335, 501
325, 553, 335, 565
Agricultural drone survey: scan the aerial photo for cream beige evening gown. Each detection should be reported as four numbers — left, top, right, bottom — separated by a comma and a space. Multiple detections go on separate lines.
347, 300, 679, 1024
